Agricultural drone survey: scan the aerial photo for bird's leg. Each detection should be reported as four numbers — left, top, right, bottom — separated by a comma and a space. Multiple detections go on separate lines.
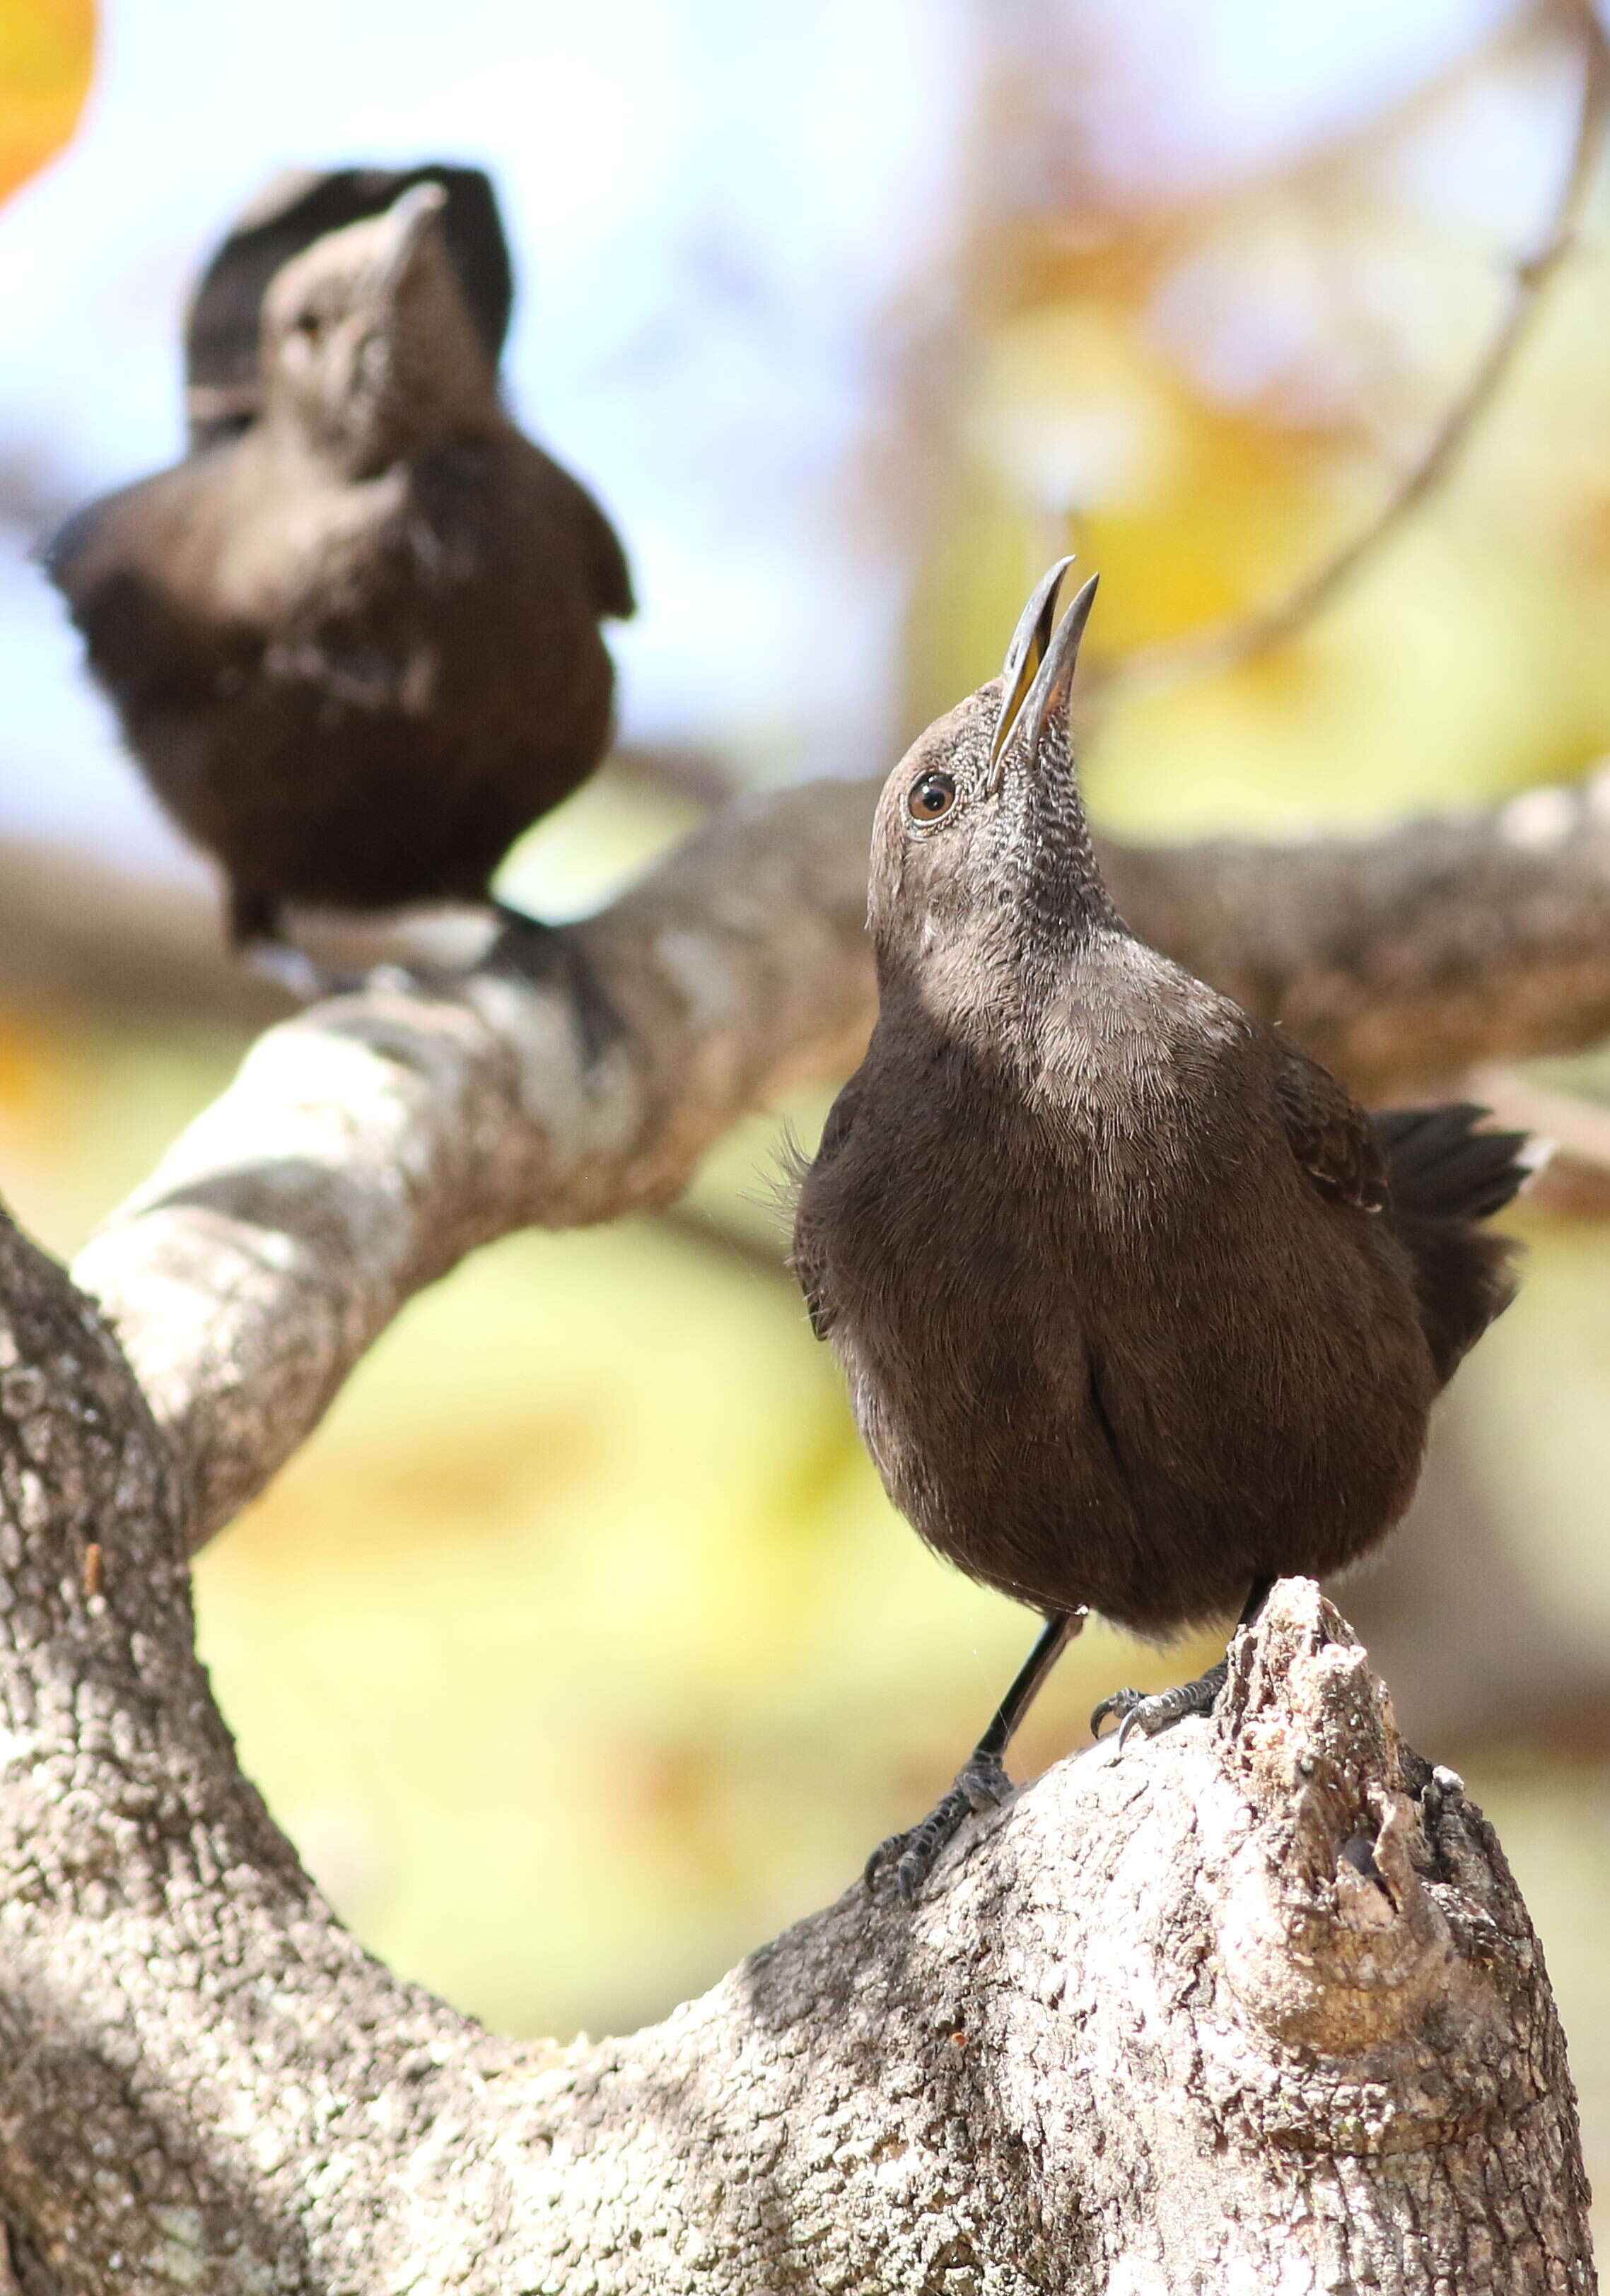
1092, 1576, 1275, 1750
865, 1609, 1086, 1902
486, 902, 623, 1069
228, 883, 355, 1002
226, 882, 281, 954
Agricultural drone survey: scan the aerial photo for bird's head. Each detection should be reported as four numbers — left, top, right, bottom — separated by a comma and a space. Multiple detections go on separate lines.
259, 182, 498, 474
868, 562, 1118, 1009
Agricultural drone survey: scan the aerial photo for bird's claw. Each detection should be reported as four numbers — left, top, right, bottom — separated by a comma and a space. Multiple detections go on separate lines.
1090, 1685, 1143, 1740
864, 1752, 1013, 1901
486, 906, 623, 1068
245, 942, 358, 1003
1091, 1660, 1229, 1750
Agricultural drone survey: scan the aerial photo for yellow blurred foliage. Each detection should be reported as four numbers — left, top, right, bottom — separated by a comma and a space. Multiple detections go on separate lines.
0, 0, 94, 205
0, 1009, 60, 1116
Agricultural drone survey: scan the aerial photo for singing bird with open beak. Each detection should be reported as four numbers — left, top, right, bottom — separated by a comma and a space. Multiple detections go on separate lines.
45, 182, 633, 959
792, 562, 1535, 1896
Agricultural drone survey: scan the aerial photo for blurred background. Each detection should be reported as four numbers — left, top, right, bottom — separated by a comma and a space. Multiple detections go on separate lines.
4, 0, 1610, 2235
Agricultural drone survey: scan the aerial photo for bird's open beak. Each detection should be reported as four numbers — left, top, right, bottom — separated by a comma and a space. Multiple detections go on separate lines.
988, 557, 1073, 783
371, 182, 448, 298
1016, 573, 1100, 771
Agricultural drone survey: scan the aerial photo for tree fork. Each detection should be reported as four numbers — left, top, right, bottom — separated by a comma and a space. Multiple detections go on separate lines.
0, 1196, 1589, 2289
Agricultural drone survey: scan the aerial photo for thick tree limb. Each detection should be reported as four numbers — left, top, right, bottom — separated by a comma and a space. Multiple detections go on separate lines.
74, 781, 878, 1548
0, 1215, 1589, 2294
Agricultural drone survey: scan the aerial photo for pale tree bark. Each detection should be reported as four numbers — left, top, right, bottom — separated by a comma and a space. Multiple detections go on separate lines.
0, 1222, 1589, 2292
0, 765, 1605, 2284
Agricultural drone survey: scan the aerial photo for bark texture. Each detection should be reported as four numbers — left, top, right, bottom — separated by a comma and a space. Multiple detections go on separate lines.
0, 1218, 1589, 2295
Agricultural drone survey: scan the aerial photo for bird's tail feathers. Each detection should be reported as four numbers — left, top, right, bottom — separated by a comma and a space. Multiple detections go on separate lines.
1372, 1102, 1543, 1223
1373, 1101, 1539, 1383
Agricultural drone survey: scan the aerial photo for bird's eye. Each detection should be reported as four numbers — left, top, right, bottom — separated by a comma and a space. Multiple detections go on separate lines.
907, 770, 957, 823
292, 310, 325, 341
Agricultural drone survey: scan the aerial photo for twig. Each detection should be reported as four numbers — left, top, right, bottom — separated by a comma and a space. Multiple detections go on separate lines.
1087, 13, 1610, 701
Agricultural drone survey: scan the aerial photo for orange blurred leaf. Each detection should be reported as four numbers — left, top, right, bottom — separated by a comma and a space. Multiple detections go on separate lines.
0, 0, 95, 206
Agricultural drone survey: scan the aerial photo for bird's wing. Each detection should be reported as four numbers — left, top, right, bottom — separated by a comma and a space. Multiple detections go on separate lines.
569, 481, 635, 621
791, 1229, 835, 1342
787, 1079, 861, 1341
530, 454, 634, 620
469, 437, 633, 621
42, 479, 157, 616
42, 465, 245, 701
1272, 1038, 1389, 1211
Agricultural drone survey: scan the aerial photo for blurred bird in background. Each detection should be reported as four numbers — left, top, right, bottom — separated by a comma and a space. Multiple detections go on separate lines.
44, 170, 634, 962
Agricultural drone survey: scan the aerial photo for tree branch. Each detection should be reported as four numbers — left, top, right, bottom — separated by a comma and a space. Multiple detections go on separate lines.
72, 780, 877, 1548
1085, 7, 1610, 702
0, 1235, 1589, 2296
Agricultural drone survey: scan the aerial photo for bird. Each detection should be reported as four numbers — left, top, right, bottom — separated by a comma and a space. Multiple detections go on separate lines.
791, 559, 1536, 1898
183, 163, 514, 450
45, 182, 634, 964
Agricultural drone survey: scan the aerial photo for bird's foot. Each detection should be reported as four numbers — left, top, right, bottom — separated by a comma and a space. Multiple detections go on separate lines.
864, 1750, 1013, 1902
485, 904, 622, 1068
243, 941, 361, 1003
1091, 1658, 1229, 1751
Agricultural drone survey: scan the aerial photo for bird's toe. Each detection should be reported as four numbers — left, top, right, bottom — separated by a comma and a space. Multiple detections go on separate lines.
1090, 1687, 1143, 1738
485, 906, 623, 1067
865, 1756, 1014, 1902
863, 1802, 957, 1899
1099, 1661, 1230, 1751
891, 1789, 969, 1899
956, 1750, 1012, 1813
243, 942, 358, 1003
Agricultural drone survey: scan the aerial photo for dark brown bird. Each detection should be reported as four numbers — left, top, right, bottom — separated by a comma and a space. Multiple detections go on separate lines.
791, 561, 1534, 1895
45, 183, 634, 957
